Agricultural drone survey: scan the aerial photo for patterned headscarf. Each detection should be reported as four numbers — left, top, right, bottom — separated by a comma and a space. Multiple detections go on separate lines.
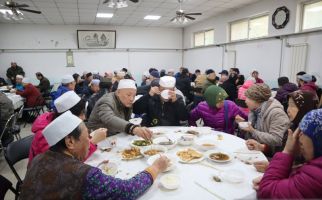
299, 109, 322, 158
288, 90, 318, 131
245, 83, 271, 103
204, 85, 228, 107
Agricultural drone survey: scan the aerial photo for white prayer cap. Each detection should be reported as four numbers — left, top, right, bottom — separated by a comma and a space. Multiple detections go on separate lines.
91, 79, 100, 86
92, 71, 99, 74
168, 69, 175, 73
54, 91, 81, 113
160, 76, 176, 88
143, 71, 150, 77
61, 75, 75, 84
117, 79, 136, 90
43, 111, 82, 147
22, 78, 31, 84
16, 75, 24, 79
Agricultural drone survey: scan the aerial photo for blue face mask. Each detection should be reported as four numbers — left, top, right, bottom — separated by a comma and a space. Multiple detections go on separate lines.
299, 109, 322, 158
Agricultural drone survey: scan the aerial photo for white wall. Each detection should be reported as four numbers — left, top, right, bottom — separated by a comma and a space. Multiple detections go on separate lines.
0, 24, 183, 83
183, 0, 322, 88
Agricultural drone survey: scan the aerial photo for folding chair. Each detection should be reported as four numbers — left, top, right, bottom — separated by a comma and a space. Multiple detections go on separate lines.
4, 135, 34, 198
23, 96, 45, 127
0, 114, 15, 153
0, 175, 19, 200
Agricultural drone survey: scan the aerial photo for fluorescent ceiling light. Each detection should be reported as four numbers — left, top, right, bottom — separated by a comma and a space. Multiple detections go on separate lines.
144, 15, 161, 20
307, 6, 322, 12
0, 9, 22, 15
96, 13, 113, 18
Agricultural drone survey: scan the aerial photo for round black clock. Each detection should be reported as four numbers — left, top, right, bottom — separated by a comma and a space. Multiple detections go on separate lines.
272, 6, 290, 29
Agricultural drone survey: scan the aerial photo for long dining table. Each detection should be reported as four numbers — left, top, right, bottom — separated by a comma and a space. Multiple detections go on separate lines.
85, 126, 267, 200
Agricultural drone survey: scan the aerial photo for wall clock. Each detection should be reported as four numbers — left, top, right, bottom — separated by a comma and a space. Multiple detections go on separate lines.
272, 6, 290, 29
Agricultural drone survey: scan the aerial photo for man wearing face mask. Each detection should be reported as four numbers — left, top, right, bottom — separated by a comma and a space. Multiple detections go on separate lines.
133, 76, 188, 127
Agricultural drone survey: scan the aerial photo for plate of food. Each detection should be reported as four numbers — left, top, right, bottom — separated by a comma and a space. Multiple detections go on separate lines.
147, 154, 176, 172
150, 128, 168, 138
121, 147, 143, 160
207, 151, 232, 163
195, 140, 216, 151
160, 174, 180, 190
141, 145, 167, 157
100, 162, 118, 176
178, 134, 195, 146
152, 137, 177, 150
176, 148, 204, 163
131, 139, 152, 148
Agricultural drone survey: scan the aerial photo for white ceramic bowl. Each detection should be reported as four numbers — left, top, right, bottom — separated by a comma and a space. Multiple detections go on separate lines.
153, 137, 177, 150
195, 140, 216, 151
178, 134, 195, 146
100, 162, 118, 176
160, 174, 180, 190
161, 89, 170, 100
141, 145, 167, 158
238, 122, 250, 129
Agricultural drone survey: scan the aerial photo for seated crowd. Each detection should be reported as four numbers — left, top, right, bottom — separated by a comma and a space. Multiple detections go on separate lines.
1, 62, 322, 199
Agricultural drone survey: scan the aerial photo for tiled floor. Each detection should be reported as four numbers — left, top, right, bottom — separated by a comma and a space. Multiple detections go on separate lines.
1, 124, 32, 200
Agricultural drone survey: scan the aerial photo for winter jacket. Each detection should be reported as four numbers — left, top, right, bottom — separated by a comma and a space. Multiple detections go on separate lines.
86, 89, 109, 119
258, 152, 322, 198
0, 92, 14, 127
202, 79, 217, 94
6, 66, 25, 82
87, 92, 132, 135
189, 100, 247, 134
16, 83, 43, 108
220, 77, 238, 101
255, 77, 264, 84
176, 76, 192, 101
28, 112, 97, 164
133, 93, 188, 127
248, 98, 290, 151
37, 77, 51, 95
238, 80, 255, 101
275, 83, 298, 104
50, 85, 70, 109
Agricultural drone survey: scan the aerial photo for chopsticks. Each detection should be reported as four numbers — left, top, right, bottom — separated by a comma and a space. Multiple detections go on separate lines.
199, 162, 224, 172
194, 181, 225, 200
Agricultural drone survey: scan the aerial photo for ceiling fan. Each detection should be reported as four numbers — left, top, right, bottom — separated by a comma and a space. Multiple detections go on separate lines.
171, 0, 202, 24
103, 0, 139, 9
1, 0, 42, 14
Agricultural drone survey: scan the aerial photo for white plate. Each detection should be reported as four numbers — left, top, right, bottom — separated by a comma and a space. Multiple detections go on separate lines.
130, 139, 152, 148
160, 174, 180, 190
161, 89, 170, 100
141, 145, 167, 158
176, 148, 204, 164
100, 162, 118, 176
206, 150, 233, 163
152, 137, 177, 150
177, 126, 212, 136
234, 148, 264, 164
195, 140, 216, 151
147, 154, 176, 172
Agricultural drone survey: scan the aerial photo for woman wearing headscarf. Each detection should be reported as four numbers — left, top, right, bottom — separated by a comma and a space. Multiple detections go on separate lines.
21, 111, 170, 199
253, 109, 322, 198
239, 84, 290, 156
247, 90, 318, 172
189, 85, 247, 134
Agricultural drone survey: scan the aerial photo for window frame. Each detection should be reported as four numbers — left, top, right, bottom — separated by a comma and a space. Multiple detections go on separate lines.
193, 29, 215, 47
301, 0, 322, 31
229, 13, 269, 42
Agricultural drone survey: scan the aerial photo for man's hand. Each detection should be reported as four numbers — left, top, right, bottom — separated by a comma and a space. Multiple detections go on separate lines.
133, 126, 152, 141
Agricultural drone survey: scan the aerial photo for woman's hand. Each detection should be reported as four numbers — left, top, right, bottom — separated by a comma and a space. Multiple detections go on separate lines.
253, 161, 269, 173
245, 139, 265, 151
283, 128, 300, 156
90, 128, 108, 145
252, 176, 263, 191
240, 123, 255, 133
235, 115, 245, 123
151, 156, 170, 173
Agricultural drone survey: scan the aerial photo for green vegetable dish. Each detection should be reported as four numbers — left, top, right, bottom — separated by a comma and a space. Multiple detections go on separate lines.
133, 140, 152, 146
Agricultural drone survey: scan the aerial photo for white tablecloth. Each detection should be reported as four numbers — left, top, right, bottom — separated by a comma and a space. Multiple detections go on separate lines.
85, 127, 266, 200
5, 93, 24, 109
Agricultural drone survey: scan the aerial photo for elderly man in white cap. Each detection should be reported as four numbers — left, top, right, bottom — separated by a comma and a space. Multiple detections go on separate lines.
87, 79, 153, 139
14, 74, 24, 91
83, 79, 100, 101
133, 76, 188, 127
28, 91, 107, 164
13, 77, 44, 108
50, 74, 76, 109
21, 111, 169, 199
